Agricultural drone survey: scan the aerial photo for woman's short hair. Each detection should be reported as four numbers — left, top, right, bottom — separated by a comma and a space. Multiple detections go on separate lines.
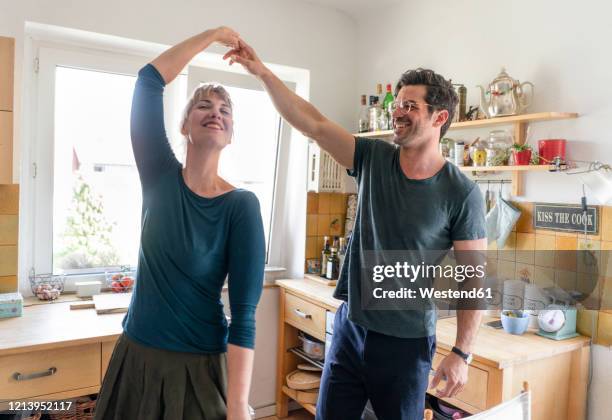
181, 83, 233, 131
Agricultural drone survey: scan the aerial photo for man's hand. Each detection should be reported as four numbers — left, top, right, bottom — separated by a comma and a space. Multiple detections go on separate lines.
223, 39, 269, 78
429, 352, 468, 398
212, 26, 240, 49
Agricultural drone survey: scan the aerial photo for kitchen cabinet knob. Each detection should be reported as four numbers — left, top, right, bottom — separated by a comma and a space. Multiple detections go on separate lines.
294, 309, 312, 319
13, 367, 57, 381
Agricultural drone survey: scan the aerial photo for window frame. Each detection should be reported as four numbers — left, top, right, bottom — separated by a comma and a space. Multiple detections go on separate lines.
20, 26, 309, 294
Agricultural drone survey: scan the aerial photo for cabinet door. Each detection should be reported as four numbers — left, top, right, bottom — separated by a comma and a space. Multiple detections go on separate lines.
0, 37, 14, 111
0, 111, 13, 183
101, 340, 118, 380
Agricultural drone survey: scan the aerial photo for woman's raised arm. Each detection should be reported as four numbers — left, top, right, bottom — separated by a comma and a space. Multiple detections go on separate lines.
151, 27, 240, 84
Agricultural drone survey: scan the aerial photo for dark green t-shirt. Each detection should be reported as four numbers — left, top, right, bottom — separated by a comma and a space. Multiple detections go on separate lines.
335, 137, 486, 338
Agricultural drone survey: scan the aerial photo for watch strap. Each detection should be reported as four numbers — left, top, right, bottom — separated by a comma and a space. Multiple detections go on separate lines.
451, 346, 472, 364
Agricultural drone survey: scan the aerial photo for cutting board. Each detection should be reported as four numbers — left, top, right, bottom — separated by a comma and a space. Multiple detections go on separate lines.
93, 293, 132, 315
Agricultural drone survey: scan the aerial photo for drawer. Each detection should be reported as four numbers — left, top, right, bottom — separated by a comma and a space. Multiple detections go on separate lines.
428, 351, 488, 410
284, 292, 326, 341
101, 340, 118, 380
0, 343, 100, 400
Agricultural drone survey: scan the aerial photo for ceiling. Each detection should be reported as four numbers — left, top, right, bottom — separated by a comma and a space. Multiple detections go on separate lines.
301, 0, 401, 19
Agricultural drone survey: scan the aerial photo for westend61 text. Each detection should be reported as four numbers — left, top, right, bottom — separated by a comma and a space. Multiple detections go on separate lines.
372, 287, 493, 300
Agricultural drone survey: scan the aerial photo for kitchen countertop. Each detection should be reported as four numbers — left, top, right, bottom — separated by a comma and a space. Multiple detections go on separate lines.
276, 278, 591, 370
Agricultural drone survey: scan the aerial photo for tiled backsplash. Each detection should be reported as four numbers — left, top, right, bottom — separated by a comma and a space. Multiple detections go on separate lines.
303, 196, 612, 345
305, 192, 348, 272
501, 202, 612, 345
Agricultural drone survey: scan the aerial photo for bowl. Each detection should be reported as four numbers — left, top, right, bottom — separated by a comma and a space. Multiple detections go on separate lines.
501, 310, 529, 335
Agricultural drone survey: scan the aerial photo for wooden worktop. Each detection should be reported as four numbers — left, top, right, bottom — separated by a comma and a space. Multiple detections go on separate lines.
0, 299, 123, 356
276, 278, 591, 370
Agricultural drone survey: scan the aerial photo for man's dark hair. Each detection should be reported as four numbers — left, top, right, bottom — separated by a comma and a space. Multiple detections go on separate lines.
394, 68, 458, 139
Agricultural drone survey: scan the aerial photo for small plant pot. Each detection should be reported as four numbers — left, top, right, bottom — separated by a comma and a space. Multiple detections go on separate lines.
512, 149, 532, 165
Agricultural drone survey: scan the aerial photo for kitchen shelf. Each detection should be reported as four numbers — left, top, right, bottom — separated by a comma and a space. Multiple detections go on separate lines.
458, 164, 555, 172
289, 346, 325, 370
353, 112, 578, 138
352, 111, 578, 196
282, 386, 317, 415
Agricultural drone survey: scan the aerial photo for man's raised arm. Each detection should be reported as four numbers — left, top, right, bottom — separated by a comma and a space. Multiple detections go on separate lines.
224, 39, 355, 169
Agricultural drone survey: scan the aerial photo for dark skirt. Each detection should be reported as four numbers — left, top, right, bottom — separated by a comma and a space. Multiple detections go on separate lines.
94, 334, 227, 420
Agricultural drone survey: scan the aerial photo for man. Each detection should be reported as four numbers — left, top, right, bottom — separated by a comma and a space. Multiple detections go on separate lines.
225, 40, 486, 420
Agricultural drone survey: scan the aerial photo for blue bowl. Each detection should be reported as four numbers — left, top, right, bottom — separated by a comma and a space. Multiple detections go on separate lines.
501, 312, 529, 335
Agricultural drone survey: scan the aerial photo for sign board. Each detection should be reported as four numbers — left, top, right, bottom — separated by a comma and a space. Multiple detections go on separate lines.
533, 203, 599, 234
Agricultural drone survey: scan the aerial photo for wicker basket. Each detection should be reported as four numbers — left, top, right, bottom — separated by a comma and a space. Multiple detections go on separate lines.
48, 396, 96, 420
23, 413, 42, 420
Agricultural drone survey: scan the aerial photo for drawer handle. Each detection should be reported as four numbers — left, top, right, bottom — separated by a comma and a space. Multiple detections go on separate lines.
294, 309, 312, 319
13, 367, 57, 381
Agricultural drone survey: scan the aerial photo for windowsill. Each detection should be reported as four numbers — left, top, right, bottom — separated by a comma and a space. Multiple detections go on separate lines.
22, 267, 287, 298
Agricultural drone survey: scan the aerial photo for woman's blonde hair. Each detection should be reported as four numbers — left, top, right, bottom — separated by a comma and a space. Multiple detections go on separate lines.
180, 83, 233, 132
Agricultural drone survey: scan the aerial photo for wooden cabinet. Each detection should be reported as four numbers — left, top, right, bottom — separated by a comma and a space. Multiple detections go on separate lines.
0, 36, 14, 184
101, 340, 117, 379
284, 293, 326, 342
0, 344, 100, 400
0, 36, 14, 112
276, 278, 590, 420
0, 300, 124, 409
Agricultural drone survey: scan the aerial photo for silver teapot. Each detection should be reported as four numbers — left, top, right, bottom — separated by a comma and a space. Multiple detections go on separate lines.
477, 68, 534, 118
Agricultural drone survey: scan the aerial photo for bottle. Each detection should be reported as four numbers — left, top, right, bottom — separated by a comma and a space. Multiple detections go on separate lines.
326, 248, 340, 280
376, 83, 384, 105
320, 236, 331, 277
368, 96, 382, 132
332, 236, 339, 250
338, 237, 347, 272
457, 85, 467, 122
358, 95, 369, 133
383, 84, 395, 130
375, 84, 388, 130
454, 141, 465, 166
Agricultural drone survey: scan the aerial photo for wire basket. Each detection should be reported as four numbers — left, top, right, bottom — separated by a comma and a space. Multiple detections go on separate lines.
29, 274, 66, 301
105, 269, 136, 293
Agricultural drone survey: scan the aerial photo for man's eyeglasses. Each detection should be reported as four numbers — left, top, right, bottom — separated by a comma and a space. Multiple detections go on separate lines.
389, 101, 434, 114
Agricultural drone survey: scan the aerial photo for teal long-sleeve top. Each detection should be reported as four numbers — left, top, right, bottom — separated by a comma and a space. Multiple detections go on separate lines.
122, 64, 265, 353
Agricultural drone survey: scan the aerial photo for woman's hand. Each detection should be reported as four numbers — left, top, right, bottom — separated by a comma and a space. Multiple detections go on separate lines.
227, 402, 252, 420
212, 26, 240, 49
223, 39, 269, 78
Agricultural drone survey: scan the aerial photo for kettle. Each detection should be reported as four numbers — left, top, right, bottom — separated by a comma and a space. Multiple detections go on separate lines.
477, 68, 534, 118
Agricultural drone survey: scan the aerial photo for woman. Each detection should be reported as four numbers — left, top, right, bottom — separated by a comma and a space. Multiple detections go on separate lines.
95, 27, 265, 420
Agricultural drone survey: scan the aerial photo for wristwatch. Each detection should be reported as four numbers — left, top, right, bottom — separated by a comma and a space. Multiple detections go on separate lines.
451, 346, 473, 365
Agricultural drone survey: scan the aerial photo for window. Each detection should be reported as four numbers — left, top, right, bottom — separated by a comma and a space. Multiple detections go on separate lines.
53, 66, 140, 273
27, 43, 295, 287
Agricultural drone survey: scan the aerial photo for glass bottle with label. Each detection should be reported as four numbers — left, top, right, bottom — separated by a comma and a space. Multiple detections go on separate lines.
358, 94, 369, 133
368, 96, 382, 132
383, 84, 395, 130
326, 247, 340, 280
320, 236, 331, 277
338, 237, 347, 272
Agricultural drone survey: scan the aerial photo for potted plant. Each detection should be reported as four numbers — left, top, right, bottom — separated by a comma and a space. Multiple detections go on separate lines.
511, 143, 532, 165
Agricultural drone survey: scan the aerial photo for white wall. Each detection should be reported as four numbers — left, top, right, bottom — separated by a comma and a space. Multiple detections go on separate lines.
0, 0, 358, 184
0, 0, 358, 414
354, 1, 611, 418
354, 0, 612, 205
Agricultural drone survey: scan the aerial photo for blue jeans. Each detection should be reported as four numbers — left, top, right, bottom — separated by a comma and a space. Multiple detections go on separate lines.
316, 303, 435, 420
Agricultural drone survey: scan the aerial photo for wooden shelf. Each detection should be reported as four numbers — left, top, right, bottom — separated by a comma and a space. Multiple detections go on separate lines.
458, 164, 555, 172
282, 386, 317, 415
352, 111, 578, 196
353, 111, 578, 138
